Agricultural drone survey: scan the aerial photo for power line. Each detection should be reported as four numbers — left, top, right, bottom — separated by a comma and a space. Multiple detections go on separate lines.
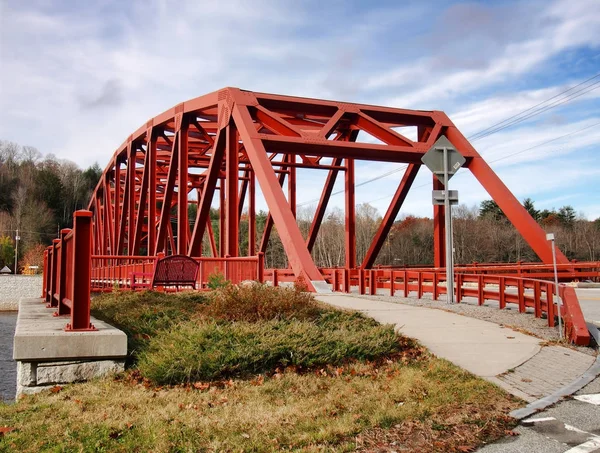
468, 72, 600, 141
365, 120, 600, 205
296, 72, 600, 207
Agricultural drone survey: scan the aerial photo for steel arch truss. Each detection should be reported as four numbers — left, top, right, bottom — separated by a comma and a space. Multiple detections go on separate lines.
88, 87, 567, 291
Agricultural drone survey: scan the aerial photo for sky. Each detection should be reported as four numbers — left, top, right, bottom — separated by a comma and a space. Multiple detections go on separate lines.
1, 0, 599, 220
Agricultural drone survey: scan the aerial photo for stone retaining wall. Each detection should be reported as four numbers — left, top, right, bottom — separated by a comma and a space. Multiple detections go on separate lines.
0, 275, 42, 310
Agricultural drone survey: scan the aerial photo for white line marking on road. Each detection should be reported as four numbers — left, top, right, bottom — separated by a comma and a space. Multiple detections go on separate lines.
523, 416, 556, 423
574, 394, 600, 406
564, 424, 594, 435
563, 438, 600, 453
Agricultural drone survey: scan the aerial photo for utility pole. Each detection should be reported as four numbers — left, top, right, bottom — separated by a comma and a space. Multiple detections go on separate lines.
14, 228, 20, 275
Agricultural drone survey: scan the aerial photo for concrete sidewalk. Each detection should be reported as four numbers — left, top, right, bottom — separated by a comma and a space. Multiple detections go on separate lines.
316, 294, 596, 403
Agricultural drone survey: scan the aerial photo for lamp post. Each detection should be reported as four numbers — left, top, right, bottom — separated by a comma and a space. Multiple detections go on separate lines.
14, 229, 20, 276
546, 233, 563, 340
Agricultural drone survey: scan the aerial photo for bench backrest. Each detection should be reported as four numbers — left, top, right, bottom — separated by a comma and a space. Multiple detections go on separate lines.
152, 255, 199, 289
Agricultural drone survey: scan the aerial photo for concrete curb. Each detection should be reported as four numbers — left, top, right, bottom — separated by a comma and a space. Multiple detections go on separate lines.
510, 351, 600, 420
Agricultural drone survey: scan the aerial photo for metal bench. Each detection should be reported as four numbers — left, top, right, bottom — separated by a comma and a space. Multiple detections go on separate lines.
129, 255, 200, 291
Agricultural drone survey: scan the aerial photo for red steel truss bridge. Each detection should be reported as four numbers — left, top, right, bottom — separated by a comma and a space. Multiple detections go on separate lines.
42, 87, 597, 345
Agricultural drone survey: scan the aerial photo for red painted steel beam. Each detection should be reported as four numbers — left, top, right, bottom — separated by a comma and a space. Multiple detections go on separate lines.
345, 158, 356, 269
361, 163, 421, 269
155, 134, 179, 255
188, 128, 226, 256
233, 103, 324, 288
226, 124, 239, 256
177, 115, 189, 254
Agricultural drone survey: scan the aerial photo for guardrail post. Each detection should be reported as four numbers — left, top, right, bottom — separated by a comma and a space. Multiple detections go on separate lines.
358, 270, 365, 295
390, 270, 395, 296
546, 283, 555, 327
403, 271, 408, 297
47, 239, 60, 308
257, 252, 265, 282
417, 272, 423, 299
517, 279, 525, 313
43, 247, 52, 302
477, 275, 484, 305
455, 273, 463, 303
343, 268, 350, 293
432, 272, 439, 301
57, 229, 72, 316
533, 280, 541, 318
65, 211, 95, 331
498, 277, 506, 309
369, 269, 376, 295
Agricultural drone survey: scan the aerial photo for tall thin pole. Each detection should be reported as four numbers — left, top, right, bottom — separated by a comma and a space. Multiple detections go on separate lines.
551, 237, 563, 339
14, 228, 19, 275
443, 147, 454, 303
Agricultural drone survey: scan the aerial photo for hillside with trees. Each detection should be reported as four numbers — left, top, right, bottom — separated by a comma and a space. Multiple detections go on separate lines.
0, 140, 101, 272
2, 139, 599, 273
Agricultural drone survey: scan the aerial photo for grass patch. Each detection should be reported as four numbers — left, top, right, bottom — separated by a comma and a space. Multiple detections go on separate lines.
138, 313, 402, 383
0, 284, 520, 451
0, 359, 518, 452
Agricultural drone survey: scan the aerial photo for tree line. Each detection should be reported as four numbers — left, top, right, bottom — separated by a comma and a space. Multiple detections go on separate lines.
2, 139, 599, 272
0, 140, 102, 272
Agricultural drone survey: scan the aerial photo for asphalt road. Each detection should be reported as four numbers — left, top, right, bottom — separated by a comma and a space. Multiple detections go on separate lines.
576, 288, 600, 326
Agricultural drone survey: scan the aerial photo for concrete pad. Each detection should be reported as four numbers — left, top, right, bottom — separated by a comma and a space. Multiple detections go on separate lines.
13, 298, 127, 361
316, 294, 541, 378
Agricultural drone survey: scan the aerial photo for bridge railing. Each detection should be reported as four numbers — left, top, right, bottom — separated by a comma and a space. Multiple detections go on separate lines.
316, 267, 590, 346
375, 261, 600, 282
90, 253, 265, 291
43, 211, 95, 331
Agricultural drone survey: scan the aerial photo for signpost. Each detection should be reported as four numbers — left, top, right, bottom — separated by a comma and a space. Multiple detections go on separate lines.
422, 136, 465, 304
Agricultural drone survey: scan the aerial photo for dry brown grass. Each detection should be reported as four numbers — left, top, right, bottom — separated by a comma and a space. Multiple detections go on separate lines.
0, 356, 519, 452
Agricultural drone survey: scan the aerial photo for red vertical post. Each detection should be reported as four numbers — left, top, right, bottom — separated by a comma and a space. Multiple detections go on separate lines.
433, 176, 445, 268
48, 239, 60, 308
57, 229, 71, 316
148, 129, 157, 256
66, 211, 95, 331
345, 158, 356, 269
113, 160, 121, 254
226, 124, 239, 257
248, 170, 256, 256
257, 252, 265, 282
219, 179, 226, 257
477, 275, 484, 305
42, 249, 48, 299
390, 270, 395, 296
127, 144, 136, 256
177, 117, 189, 255
288, 163, 296, 218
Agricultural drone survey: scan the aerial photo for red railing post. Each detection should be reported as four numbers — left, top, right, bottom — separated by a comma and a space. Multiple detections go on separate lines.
343, 268, 350, 293
41, 249, 48, 299
369, 269, 376, 295
65, 211, 95, 331
390, 270, 395, 296
432, 272, 439, 301
455, 273, 463, 303
47, 239, 60, 308
57, 229, 72, 316
257, 252, 265, 282
273, 269, 279, 287
477, 275, 484, 305
498, 277, 506, 309
43, 247, 52, 302
403, 271, 408, 297
358, 270, 365, 295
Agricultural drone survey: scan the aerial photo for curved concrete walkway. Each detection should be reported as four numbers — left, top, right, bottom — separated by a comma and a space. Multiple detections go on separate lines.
316, 294, 595, 402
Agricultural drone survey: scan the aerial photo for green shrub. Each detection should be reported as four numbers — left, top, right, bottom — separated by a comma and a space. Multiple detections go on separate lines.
138, 312, 402, 384
206, 272, 229, 290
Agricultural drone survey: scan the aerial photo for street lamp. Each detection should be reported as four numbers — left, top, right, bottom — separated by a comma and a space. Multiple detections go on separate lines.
14, 229, 20, 276
546, 233, 563, 340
